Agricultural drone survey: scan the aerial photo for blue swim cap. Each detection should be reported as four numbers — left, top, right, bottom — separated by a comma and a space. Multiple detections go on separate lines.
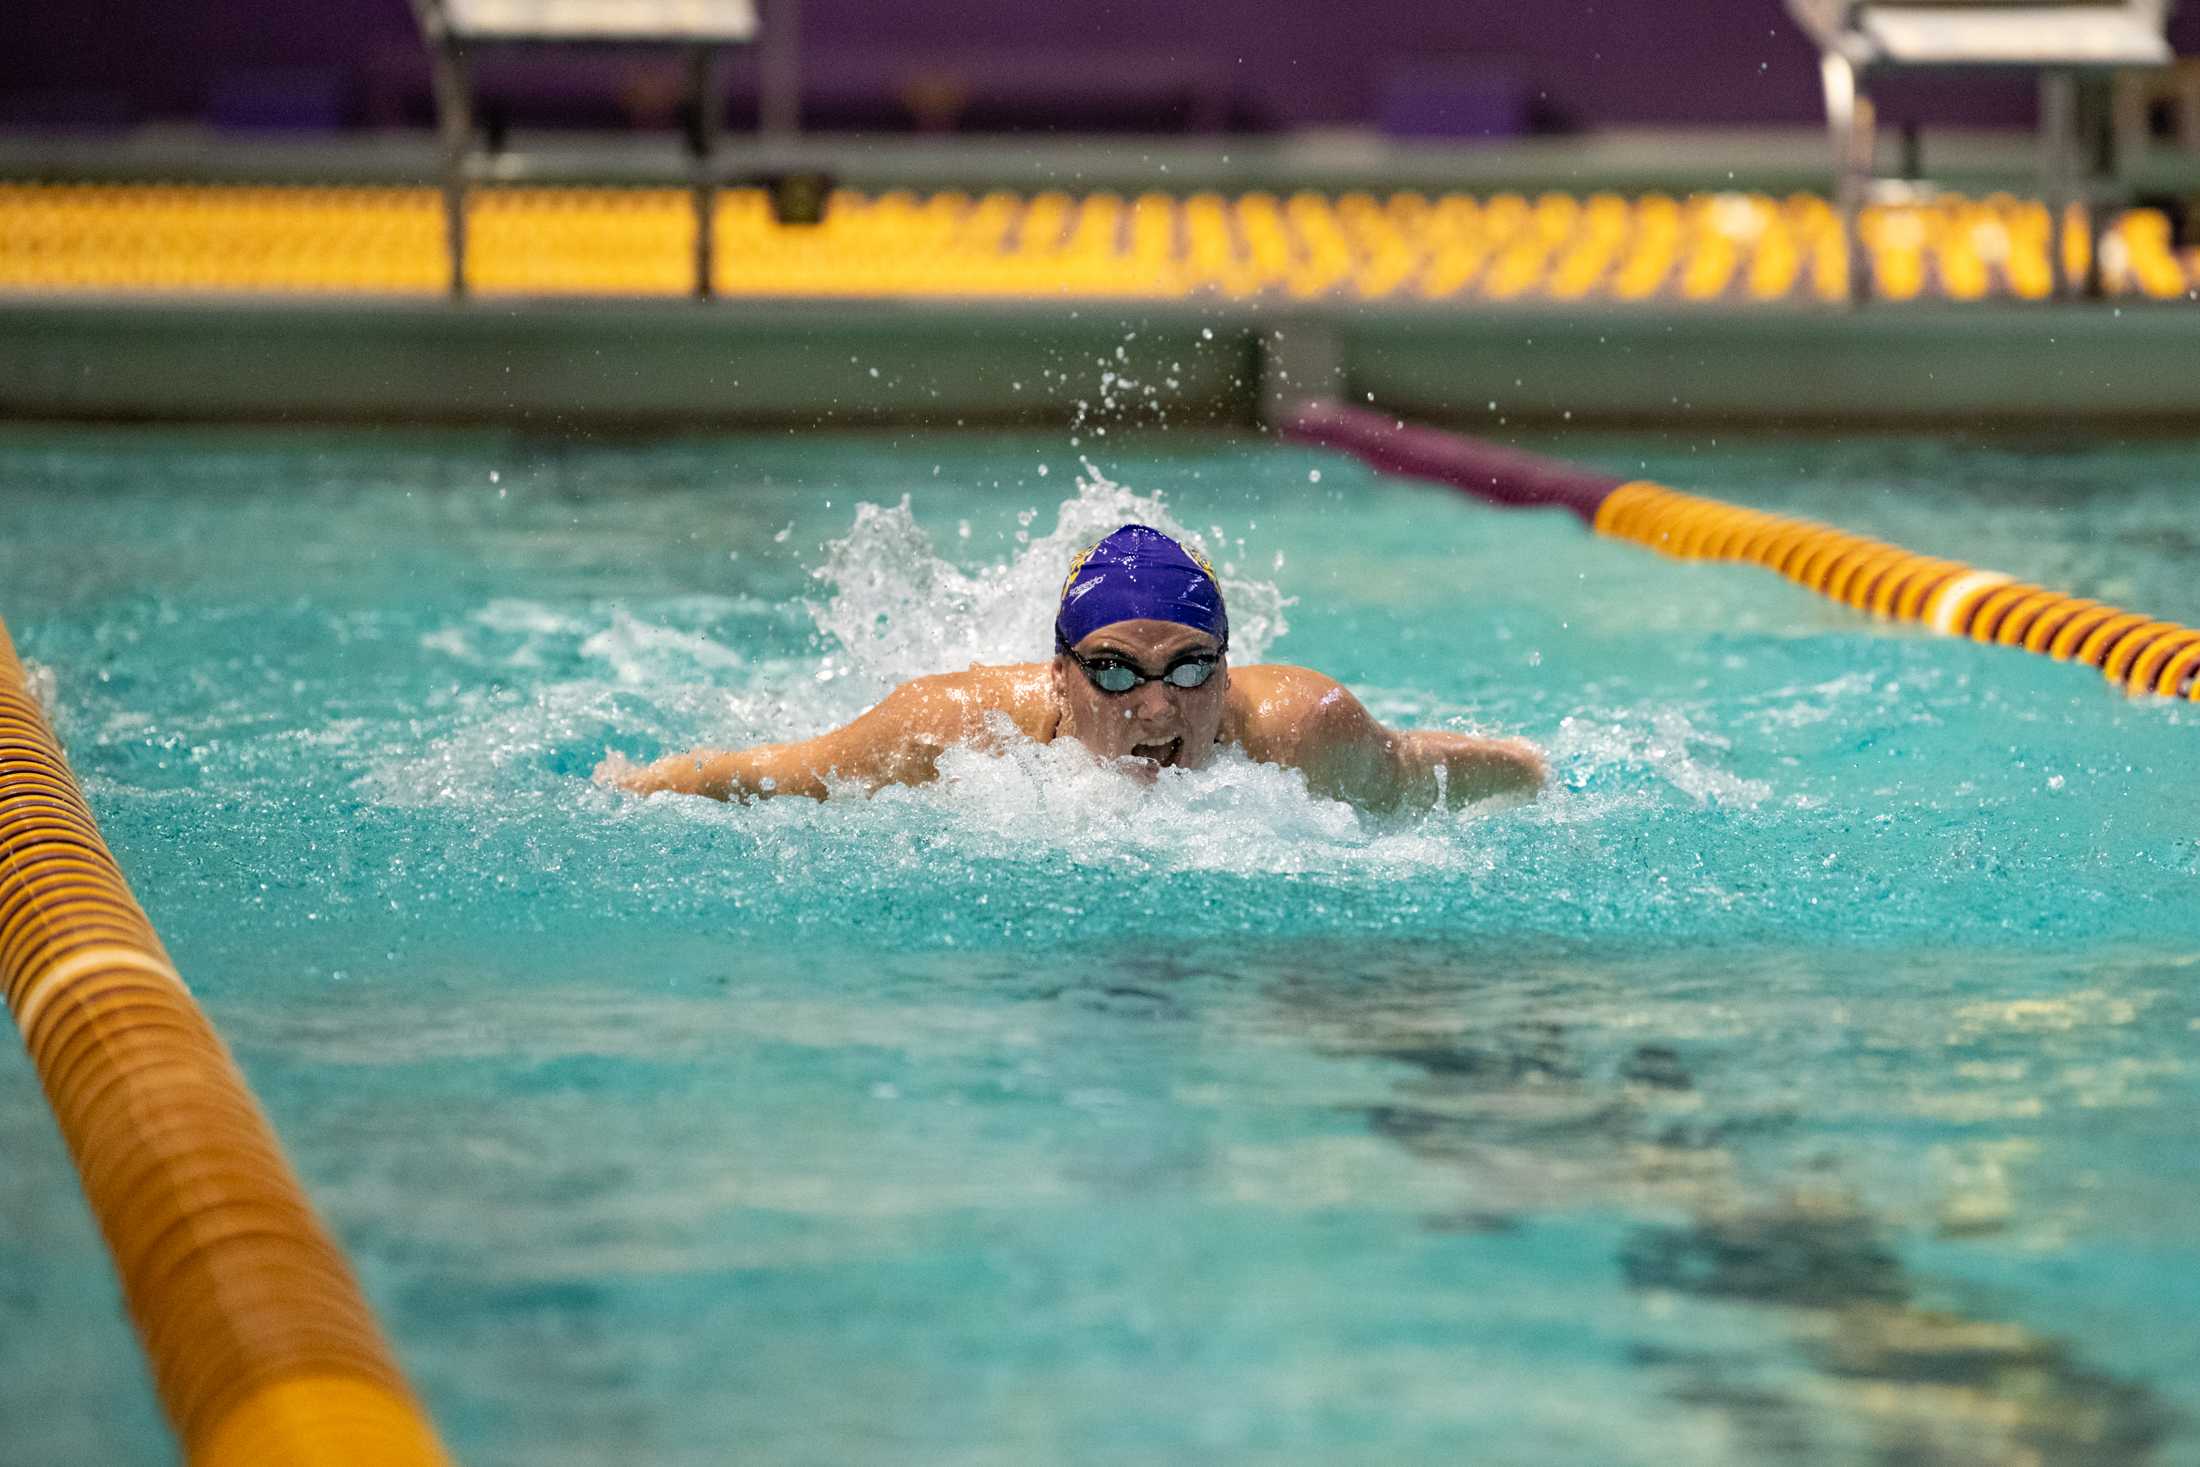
1054, 524, 1229, 652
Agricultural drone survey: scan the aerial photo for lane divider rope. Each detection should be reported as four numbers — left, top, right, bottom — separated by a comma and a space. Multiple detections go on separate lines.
0, 616, 454, 1466
1286, 400, 2200, 699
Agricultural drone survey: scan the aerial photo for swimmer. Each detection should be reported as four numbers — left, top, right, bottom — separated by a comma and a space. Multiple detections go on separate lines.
596, 523, 1544, 811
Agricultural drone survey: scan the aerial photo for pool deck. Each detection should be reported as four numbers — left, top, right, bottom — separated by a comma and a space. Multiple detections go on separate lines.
4, 128, 2196, 429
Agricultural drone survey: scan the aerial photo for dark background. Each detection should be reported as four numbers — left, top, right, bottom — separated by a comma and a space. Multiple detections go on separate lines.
9, 1, 2200, 135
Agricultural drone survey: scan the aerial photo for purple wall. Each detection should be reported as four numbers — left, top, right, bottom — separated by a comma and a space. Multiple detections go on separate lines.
8, 0, 2197, 132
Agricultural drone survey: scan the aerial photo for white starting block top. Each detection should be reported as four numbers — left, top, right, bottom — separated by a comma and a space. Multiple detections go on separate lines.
439, 0, 758, 43
1862, 6, 2171, 66
1791, 0, 2172, 69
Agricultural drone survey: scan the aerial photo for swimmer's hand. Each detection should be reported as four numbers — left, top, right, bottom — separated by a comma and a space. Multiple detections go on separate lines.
592, 750, 648, 792
593, 748, 753, 798
591, 743, 837, 802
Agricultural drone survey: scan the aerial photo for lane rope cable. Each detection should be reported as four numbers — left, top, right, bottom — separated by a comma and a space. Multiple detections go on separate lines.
1285, 400, 2200, 700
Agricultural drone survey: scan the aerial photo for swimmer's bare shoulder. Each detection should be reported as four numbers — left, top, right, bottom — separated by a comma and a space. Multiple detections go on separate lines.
599, 662, 1053, 801
1224, 664, 1545, 810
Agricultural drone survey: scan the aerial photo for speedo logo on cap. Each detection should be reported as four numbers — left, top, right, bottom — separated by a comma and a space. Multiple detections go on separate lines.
1059, 543, 1097, 598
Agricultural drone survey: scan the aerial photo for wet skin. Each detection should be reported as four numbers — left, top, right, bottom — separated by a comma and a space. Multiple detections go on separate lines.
598, 618, 1545, 812
1051, 620, 1230, 774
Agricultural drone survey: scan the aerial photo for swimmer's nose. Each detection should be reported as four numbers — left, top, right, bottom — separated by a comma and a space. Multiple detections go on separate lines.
1125, 679, 1176, 719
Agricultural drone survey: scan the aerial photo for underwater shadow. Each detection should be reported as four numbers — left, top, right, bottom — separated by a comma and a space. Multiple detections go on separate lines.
1261, 943, 2173, 1466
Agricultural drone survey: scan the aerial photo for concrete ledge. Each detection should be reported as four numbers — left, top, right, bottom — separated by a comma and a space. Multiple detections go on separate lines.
10, 126, 2200, 198
1337, 303, 2200, 428
3, 295, 2195, 429
0, 297, 1259, 428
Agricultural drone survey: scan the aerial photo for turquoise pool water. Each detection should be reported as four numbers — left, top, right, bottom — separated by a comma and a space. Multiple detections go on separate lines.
3, 425, 2197, 1465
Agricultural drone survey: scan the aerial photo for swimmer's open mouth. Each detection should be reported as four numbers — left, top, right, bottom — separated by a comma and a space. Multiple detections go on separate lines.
1131, 737, 1184, 768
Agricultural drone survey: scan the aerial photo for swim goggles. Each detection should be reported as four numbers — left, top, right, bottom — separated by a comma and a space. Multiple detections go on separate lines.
1064, 647, 1222, 695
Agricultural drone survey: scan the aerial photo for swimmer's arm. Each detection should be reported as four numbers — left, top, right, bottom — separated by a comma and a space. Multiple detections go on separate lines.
596, 739, 856, 802
1255, 671, 1544, 810
596, 674, 986, 802
1390, 729, 1547, 809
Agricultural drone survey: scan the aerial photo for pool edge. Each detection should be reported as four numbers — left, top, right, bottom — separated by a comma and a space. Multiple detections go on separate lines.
4, 295, 2197, 430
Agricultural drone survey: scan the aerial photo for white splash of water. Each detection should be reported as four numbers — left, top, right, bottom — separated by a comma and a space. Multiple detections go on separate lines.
807, 462, 1289, 701
369, 466, 1299, 814
423, 598, 785, 678
579, 610, 747, 686
20, 659, 59, 723
420, 599, 589, 669
643, 732, 1496, 879
1546, 707, 1769, 811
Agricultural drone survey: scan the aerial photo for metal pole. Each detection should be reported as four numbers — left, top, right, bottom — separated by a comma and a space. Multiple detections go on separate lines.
689, 45, 723, 298
2082, 72, 2116, 299
761, 0, 802, 139
2041, 70, 2078, 299
1821, 53, 1874, 303
429, 40, 473, 298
